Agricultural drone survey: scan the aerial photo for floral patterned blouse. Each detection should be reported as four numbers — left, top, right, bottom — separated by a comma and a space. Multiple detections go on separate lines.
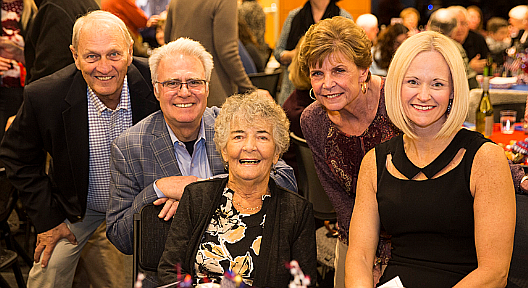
194, 188, 270, 285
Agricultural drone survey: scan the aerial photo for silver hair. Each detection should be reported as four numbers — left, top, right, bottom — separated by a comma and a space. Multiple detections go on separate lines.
427, 8, 458, 37
214, 91, 290, 158
71, 10, 133, 50
148, 38, 214, 82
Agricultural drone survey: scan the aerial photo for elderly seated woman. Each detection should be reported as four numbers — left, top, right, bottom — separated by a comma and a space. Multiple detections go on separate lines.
157, 91, 317, 287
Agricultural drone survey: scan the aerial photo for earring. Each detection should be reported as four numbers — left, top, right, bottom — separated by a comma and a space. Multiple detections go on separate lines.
272, 164, 277, 174
309, 88, 316, 100
224, 162, 229, 171
361, 82, 368, 94
446, 99, 453, 114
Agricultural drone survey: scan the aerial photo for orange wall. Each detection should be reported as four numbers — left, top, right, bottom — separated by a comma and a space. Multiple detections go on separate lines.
258, 0, 371, 48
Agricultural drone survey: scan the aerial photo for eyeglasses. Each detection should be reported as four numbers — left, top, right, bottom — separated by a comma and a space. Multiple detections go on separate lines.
155, 79, 207, 92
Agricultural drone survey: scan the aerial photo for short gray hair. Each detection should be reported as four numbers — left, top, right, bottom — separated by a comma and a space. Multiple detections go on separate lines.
214, 91, 290, 157
72, 10, 133, 50
149, 38, 214, 82
427, 8, 458, 37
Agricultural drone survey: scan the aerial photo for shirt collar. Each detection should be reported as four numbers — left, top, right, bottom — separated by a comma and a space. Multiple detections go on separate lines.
166, 116, 207, 146
87, 76, 130, 115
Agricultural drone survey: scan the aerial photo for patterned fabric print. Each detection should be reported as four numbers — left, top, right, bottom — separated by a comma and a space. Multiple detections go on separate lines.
1, 0, 24, 87
87, 77, 133, 212
195, 188, 268, 285
325, 98, 400, 198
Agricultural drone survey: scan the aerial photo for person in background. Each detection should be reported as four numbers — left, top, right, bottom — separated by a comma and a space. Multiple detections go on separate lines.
23, 0, 99, 84
427, 8, 478, 89
158, 91, 316, 287
107, 38, 296, 286
508, 5, 528, 50
467, 5, 485, 36
448, 6, 490, 75
238, 0, 269, 63
355, 13, 379, 43
299, 16, 399, 287
101, 0, 163, 57
400, 7, 420, 35
274, 0, 352, 105
164, 0, 261, 107
155, 17, 166, 46
370, 23, 409, 76
486, 17, 510, 66
346, 31, 515, 288
0, 0, 35, 141
0, 11, 159, 287
281, 36, 313, 183
238, 14, 265, 73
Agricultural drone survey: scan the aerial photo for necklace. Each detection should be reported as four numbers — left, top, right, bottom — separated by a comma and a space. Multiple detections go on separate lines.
232, 197, 261, 211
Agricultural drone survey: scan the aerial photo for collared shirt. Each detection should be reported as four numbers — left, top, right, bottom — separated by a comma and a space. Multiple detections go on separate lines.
87, 77, 132, 212
153, 118, 212, 198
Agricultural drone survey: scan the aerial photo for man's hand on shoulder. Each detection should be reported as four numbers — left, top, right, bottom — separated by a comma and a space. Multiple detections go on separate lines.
34, 222, 77, 267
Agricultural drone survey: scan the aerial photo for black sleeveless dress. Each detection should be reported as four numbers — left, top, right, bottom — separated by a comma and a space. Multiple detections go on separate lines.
375, 129, 491, 288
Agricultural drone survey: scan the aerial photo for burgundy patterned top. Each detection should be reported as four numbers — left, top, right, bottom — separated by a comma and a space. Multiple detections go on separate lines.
1, 0, 24, 88
300, 79, 400, 244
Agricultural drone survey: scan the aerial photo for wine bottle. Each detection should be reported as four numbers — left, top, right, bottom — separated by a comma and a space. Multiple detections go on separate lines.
475, 70, 493, 137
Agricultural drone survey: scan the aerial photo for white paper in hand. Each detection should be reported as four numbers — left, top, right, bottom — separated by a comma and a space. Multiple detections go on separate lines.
378, 276, 404, 287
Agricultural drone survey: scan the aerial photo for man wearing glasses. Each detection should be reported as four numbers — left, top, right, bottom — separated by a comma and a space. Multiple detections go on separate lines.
105, 38, 296, 285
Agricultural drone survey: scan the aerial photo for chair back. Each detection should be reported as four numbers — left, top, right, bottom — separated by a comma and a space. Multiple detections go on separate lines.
509, 194, 528, 287
248, 69, 282, 100
290, 132, 336, 220
133, 204, 173, 283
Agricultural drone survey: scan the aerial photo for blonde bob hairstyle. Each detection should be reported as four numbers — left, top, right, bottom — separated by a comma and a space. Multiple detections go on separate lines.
214, 91, 290, 159
385, 31, 468, 139
299, 16, 372, 78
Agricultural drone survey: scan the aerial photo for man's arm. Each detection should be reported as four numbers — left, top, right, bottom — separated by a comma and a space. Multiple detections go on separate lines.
106, 141, 198, 254
106, 141, 160, 255
0, 92, 66, 233
271, 158, 298, 192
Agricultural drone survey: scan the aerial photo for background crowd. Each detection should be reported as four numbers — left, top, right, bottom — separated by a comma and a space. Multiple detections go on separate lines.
0, 0, 527, 288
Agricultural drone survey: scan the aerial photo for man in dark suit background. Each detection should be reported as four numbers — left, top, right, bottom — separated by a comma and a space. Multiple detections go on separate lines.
0, 10, 158, 287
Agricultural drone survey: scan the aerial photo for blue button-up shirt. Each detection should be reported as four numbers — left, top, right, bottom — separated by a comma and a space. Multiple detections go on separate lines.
154, 118, 212, 198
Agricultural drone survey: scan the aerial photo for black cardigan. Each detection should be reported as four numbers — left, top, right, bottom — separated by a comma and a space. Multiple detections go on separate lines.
158, 177, 317, 287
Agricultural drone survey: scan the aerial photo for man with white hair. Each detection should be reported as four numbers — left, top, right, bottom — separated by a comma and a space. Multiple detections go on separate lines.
0, 10, 159, 287
356, 13, 379, 42
427, 8, 478, 89
509, 5, 528, 49
447, 6, 489, 75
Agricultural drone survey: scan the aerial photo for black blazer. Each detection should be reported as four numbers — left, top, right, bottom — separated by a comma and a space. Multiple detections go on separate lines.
158, 177, 317, 287
0, 57, 159, 234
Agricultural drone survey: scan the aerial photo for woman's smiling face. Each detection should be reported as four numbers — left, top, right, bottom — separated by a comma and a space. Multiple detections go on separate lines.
401, 50, 453, 134
221, 117, 279, 185
309, 52, 368, 112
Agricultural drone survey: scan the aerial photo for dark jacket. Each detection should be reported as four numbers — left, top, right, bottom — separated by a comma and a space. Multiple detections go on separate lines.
158, 177, 317, 287
24, 0, 99, 84
0, 57, 159, 234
